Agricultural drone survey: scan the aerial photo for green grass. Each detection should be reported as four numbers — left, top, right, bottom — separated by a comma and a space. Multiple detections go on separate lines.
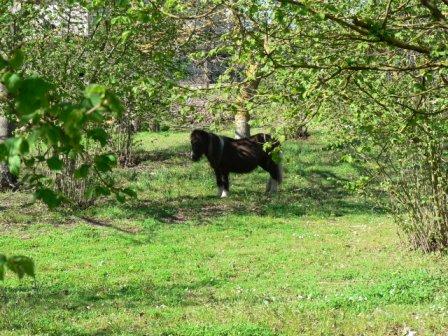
1, 129, 448, 335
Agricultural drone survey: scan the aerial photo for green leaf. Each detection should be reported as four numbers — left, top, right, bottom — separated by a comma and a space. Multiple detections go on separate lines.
8, 155, 21, 176
94, 154, 117, 172
95, 186, 111, 196
47, 156, 63, 171
35, 188, 62, 209
87, 128, 109, 146
0, 57, 7, 70
9, 49, 24, 70
19, 138, 29, 155
122, 187, 137, 198
61, 108, 85, 137
5, 73, 22, 93
85, 84, 106, 107
41, 125, 63, 145
4, 137, 27, 155
74, 164, 90, 179
24, 158, 35, 168
0, 144, 6, 161
121, 30, 132, 43
6, 255, 35, 279
116, 192, 126, 203
15, 77, 51, 116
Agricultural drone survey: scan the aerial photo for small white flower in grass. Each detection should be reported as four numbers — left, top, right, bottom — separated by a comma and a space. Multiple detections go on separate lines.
404, 327, 417, 336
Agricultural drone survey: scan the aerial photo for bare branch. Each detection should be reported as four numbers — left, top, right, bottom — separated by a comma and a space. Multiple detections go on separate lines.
420, 0, 446, 21
382, 0, 394, 29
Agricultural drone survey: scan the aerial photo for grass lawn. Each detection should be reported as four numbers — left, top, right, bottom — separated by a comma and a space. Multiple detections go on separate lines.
1, 129, 448, 335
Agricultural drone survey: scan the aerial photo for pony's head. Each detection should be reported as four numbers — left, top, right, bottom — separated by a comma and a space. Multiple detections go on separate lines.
190, 129, 209, 162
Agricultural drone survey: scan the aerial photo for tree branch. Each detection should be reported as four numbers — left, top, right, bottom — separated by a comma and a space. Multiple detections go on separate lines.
148, 1, 222, 20
279, 0, 432, 56
420, 0, 446, 21
382, 0, 394, 29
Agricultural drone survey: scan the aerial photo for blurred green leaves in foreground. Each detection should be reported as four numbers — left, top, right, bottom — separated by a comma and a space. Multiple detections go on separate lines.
0, 254, 35, 281
0, 49, 135, 208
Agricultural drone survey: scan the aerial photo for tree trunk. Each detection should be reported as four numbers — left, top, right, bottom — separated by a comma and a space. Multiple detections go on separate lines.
234, 64, 261, 139
234, 110, 250, 139
149, 119, 160, 132
0, 115, 18, 191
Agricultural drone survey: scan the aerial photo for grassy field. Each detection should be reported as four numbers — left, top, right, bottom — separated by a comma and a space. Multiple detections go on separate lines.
1, 129, 448, 336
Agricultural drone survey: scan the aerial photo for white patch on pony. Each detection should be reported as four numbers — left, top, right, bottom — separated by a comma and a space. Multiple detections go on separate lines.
221, 189, 229, 198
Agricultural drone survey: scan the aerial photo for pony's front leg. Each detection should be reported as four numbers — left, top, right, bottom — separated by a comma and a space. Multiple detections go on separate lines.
221, 172, 230, 198
214, 169, 225, 197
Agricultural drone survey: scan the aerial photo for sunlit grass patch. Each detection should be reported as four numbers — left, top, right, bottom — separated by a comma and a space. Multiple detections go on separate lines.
1, 129, 448, 335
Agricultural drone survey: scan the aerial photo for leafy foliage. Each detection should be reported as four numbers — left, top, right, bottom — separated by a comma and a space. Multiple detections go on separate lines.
265, 0, 448, 251
0, 50, 132, 208
0, 0, 180, 205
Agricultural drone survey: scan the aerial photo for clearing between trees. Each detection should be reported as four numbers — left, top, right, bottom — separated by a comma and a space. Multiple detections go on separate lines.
1, 129, 447, 336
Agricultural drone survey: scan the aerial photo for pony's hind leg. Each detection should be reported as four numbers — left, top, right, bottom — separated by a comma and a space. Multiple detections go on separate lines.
265, 178, 272, 193
266, 177, 279, 193
260, 158, 282, 194
217, 186, 224, 197
214, 170, 224, 197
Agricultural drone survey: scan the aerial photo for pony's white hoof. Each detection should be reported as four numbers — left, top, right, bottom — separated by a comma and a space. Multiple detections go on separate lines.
221, 190, 229, 198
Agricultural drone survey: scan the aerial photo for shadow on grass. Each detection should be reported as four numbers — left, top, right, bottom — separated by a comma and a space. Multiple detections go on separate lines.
122, 187, 384, 226
129, 143, 190, 166
77, 216, 142, 235
84, 139, 387, 229
0, 277, 237, 335
1, 277, 229, 308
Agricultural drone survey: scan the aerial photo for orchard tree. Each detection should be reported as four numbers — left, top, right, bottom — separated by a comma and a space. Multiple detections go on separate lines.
0, 0, 181, 204
0, 49, 131, 207
171, 0, 448, 251
163, 0, 316, 138
158, 1, 272, 137
265, 0, 447, 251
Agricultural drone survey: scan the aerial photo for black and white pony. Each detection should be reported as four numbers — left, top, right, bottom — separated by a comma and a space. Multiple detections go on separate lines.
190, 129, 283, 197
